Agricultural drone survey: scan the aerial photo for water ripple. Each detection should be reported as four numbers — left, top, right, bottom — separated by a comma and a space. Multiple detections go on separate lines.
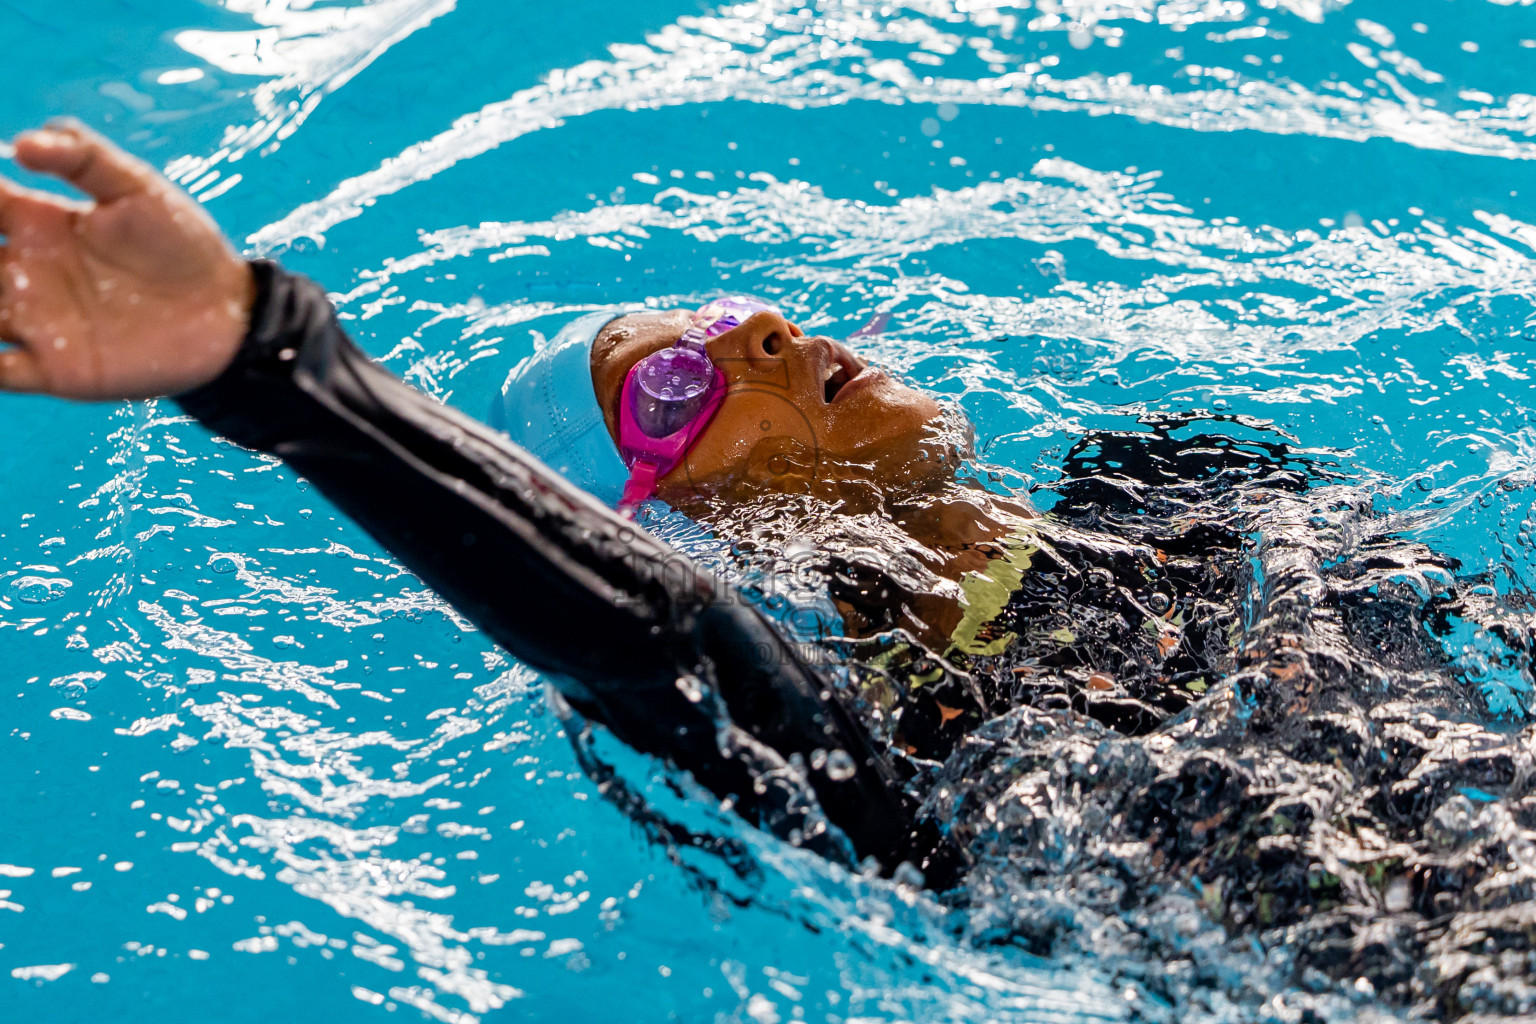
251, 0, 1536, 250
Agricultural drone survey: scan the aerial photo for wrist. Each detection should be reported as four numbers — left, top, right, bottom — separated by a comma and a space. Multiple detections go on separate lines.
230, 257, 257, 335
174, 259, 342, 449
213, 256, 257, 368
179, 257, 258, 395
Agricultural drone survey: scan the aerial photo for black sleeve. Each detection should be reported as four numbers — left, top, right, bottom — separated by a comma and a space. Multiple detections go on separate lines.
174, 260, 918, 869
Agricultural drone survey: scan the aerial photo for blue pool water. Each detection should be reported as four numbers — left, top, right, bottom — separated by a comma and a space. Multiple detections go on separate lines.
3, 1, 1536, 1021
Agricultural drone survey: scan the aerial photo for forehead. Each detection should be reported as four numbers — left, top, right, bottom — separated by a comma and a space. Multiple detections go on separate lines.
591, 310, 690, 369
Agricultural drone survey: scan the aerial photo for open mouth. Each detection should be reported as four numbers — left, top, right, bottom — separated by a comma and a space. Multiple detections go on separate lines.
822, 342, 867, 403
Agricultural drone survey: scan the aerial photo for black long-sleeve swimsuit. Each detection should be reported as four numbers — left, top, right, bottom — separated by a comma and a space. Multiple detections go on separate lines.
175, 260, 928, 874
172, 263, 1530, 1008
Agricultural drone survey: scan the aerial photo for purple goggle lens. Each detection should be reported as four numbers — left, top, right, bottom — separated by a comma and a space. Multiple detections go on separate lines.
617, 297, 778, 510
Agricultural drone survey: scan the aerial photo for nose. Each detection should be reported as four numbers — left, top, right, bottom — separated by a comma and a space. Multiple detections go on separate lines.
707, 310, 804, 364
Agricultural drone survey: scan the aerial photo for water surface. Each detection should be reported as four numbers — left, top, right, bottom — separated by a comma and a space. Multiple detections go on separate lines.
3, 1, 1536, 1021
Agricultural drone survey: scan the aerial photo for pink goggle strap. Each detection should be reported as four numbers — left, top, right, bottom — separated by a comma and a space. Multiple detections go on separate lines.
619, 460, 662, 511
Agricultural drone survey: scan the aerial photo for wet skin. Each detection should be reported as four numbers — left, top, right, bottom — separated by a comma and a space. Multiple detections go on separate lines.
0, 122, 252, 398
591, 309, 1040, 648
590, 308, 947, 501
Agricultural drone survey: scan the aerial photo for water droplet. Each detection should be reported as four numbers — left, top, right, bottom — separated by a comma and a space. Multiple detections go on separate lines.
208, 554, 240, 574
675, 674, 705, 703
10, 576, 70, 604
824, 749, 856, 781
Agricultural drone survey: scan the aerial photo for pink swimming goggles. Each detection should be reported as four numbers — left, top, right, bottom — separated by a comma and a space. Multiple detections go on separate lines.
617, 297, 777, 510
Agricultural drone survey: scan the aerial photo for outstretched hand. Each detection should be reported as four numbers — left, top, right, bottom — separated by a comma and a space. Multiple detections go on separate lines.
0, 120, 252, 400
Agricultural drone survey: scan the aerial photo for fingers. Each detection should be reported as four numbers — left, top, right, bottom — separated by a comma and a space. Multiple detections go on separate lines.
0, 245, 34, 344
0, 244, 19, 341
0, 176, 22, 234
13, 119, 158, 204
0, 250, 47, 394
0, 347, 44, 393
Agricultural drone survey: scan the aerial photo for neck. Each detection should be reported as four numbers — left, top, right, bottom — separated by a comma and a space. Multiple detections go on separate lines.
864, 478, 1038, 647
680, 472, 1038, 649
886, 480, 1037, 578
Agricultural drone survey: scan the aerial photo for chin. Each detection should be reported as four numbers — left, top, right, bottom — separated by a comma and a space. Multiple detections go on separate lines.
830, 381, 944, 451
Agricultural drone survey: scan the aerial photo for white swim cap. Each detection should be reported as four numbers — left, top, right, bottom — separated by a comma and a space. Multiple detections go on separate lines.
489, 312, 630, 505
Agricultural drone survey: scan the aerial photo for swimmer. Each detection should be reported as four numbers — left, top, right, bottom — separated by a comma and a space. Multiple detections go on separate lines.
0, 120, 931, 869
0, 119, 1272, 860
7, 123, 1533, 1006
0, 121, 1396, 842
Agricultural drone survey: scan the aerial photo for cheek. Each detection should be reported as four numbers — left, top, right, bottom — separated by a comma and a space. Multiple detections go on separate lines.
676, 389, 827, 488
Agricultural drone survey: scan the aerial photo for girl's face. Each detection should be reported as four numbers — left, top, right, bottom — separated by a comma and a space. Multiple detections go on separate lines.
591, 308, 947, 500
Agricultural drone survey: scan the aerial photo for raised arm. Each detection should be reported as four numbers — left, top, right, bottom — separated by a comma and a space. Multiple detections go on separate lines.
0, 121, 252, 398
0, 123, 921, 872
